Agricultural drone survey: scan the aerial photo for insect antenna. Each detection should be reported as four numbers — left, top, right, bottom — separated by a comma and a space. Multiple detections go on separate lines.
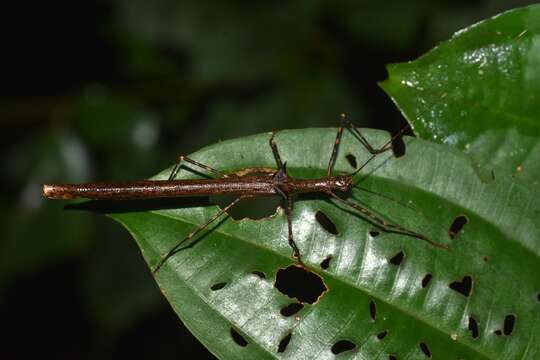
351, 184, 420, 212
342, 123, 450, 250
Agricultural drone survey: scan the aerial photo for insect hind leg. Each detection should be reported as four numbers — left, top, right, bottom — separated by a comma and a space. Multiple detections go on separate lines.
168, 155, 228, 181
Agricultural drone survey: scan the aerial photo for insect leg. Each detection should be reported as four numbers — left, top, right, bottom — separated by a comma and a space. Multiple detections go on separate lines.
326, 113, 346, 176
269, 131, 285, 170
285, 194, 303, 263
327, 191, 448, 249
168, 155, 228, 180
153, 195, 247, 274
345, 117, 412, 155
274, 186, 303, 263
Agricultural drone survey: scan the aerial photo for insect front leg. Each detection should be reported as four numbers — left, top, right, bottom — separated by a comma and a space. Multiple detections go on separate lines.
343, 116, 396, 155
327, 113, 346, 176
327, 191, 448, 249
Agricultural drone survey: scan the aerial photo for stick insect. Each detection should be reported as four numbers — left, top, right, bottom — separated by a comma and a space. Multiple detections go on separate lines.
43, 115, 447, 273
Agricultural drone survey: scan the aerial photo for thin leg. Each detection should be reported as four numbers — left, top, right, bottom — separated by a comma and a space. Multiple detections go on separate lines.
285, 194, 303, 263
351, 123, 413, 177
327, 191, 448, 249
327, 113, 346, 176
346, 120, 394, 155
153, 195, 247, 274
168, 155, 228, 181
274, 186, 302, 263
269, 131, 284, 170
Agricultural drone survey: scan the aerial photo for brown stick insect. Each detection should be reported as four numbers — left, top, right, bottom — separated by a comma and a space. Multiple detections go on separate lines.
43, 115, 447, 273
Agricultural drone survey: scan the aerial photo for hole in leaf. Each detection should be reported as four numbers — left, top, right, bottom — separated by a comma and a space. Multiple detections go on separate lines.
494, 329, 503, 336
377, 330, 388, 340
389, 251, 405, 266
331, 340, 356, 355
230, 328, 248, 347
483, 256, 490, 263
468, 316, 479, 339
389, 355, 398, 360
274, 265, 327, 304
211, 186, 281, 220
449, 215, 468, 239
345, 153, 357, 169
369, 300, 377, 321
251, 271, 266, 279
280, 302, 304, 317
537, 292, 540, 302
369, 230, 380, 237
277, 332, 292, 353
449, 275, 473, 297
421, 273, 432, 288
419, 342, 431, 358
320, 255, 332, 270
504, 314, 516, 335
315, 211, 339, 235
391, 135, 406, 158
210, 282, 227, 291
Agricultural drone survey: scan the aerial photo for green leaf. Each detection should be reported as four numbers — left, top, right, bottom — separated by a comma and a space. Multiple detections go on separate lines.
109, 128, 539, 359
380, 5, 540, 185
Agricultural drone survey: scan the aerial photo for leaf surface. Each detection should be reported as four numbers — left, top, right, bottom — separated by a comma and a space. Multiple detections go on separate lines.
110, 128, 540, 359
380, 5, 540, 185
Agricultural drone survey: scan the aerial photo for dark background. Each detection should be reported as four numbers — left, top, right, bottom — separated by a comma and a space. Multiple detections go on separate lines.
1, 1, 534, 358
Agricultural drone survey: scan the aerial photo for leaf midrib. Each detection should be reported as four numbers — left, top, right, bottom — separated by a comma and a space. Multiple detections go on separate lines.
150, 209, 493, 359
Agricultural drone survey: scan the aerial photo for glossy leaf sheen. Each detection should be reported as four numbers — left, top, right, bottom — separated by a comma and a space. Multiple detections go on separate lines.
111, 129, 539, 359
380, 5, 540, 185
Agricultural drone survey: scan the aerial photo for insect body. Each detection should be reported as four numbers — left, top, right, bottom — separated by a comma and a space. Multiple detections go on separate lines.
43, 114, 447, 273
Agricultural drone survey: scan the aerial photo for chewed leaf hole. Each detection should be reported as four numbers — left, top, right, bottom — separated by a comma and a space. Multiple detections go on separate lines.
369, 230, 380, 237
494, 329, 503, 336
419, 342, 431, 358
210, 282, 227, 291
278, 332, 292, 353
251, 270, 266, 279
316, 211, 339, 235
449, 215, 468, 239
345, 153, 357, 168
230, 328, 248, 347
212, 191, 281, 220
280, 302, 304, 317
274, 265, 327, 304
320, 255, 332, 270
504, 314, 516, 335
331, 340, 356, 355
377, 330, 388, 340
468, 316, 479, 339
389, 355, 398, 360
369, 300, 377, 321
389, 251, 405, 266
537, 292, 540, 302
392, 135, 406, 158
421, 273, 432, 288
449, 275, 473, 297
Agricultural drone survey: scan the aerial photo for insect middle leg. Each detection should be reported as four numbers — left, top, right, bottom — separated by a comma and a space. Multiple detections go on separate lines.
153, 195, 248, 274
169, 155, 228, 180
269, 132, 303, 263
269, 131, 285, 170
